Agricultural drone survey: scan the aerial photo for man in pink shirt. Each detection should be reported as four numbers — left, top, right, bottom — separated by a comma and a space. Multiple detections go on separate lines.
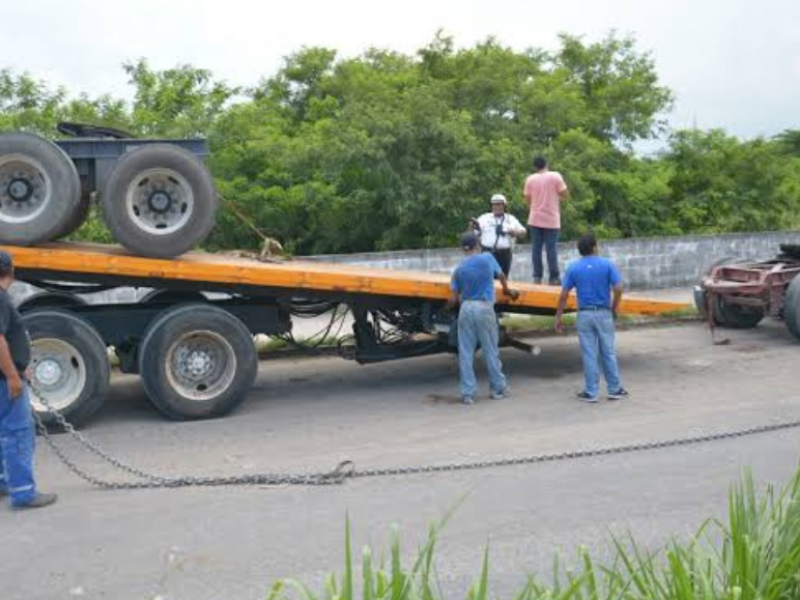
524, 156, 569, 285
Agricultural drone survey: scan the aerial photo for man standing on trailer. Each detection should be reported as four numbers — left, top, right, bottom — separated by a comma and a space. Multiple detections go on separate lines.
554, 234, 629, 403
471, 193, 527, 278
447, 232, 519, 405
0, 250, 57, 509
524, 156, 569, 285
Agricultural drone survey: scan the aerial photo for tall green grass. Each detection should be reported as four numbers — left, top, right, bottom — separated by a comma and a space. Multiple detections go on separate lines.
267, 466, 800, 600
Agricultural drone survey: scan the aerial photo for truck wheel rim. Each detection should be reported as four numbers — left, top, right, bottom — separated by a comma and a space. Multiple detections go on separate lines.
125, 168, 195, 235
165, 330, 237, 401
0, 154, 53, 225
29, 338, 87, 412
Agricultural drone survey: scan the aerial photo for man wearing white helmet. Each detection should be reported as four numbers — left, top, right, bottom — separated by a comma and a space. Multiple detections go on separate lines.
471, 194, 527, 277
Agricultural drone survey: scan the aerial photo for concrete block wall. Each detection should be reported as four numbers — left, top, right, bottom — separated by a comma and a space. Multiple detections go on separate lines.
307, 230, 800, 290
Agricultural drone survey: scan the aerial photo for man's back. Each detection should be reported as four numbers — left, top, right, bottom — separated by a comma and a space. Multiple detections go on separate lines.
452, 254, 501, 302
525, 171, 567, 229
563, 256, 622, 309
0, 288, 30, 374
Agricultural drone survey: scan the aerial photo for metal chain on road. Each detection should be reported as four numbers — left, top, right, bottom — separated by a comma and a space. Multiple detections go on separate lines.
348, 417, 800, 479
31, 386, 800, 490
32, 390, 354, 489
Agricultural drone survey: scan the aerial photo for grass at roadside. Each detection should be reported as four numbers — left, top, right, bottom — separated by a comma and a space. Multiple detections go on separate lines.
267, 465, 800, 600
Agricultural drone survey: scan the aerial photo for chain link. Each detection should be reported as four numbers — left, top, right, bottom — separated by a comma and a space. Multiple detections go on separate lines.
32, 388, 354, 489
31, 385, 800, 490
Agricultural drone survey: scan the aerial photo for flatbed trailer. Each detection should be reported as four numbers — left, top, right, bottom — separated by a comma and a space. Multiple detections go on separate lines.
4, 242, 688, 427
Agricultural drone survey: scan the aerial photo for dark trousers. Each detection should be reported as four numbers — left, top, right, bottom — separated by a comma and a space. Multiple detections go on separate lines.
483, 247, 513, 277
530, 226, 560, 282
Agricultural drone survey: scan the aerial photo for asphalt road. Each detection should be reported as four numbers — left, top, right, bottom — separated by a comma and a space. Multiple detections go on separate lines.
4, 320, 800, 600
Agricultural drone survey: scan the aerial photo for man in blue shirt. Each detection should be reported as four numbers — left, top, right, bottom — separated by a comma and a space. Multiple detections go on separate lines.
447, 232, 519, 404
555, 234, 630, 402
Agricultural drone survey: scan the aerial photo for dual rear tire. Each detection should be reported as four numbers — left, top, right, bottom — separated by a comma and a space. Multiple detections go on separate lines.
23, 303, 257, 428
0, 133, 217, 258
24, 310, 110, 428
101, 144, 218, 258
138, 304, 257, 420
0, 133, 82, 245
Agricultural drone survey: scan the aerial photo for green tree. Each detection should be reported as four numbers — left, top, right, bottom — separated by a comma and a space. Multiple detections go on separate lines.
4, 33, 796, 254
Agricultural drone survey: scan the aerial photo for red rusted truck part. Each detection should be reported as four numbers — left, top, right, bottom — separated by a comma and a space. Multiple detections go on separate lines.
695, 245, 800, 339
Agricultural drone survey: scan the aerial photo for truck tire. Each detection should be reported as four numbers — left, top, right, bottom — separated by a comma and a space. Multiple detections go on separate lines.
0, 132, 81, 245
784, 275, 800, 341
713, 298, 764, 329
101, 144, 218, 258
17, 291, 88, 313
23, 309, 110, 429
694, 256, 736, 318
138, 304, 257, 420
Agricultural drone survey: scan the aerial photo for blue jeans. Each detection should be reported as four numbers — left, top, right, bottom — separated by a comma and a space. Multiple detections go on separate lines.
0, 382, 38, 506
576, 311, 622, 398
530, 227, 560, 282
458, 301, 507, 398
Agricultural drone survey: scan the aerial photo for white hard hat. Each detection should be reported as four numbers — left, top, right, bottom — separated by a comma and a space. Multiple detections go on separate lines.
490, 193, 507, 204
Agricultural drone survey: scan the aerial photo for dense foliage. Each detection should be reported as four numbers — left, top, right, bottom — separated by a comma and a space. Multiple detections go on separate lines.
2, 33, 799, 254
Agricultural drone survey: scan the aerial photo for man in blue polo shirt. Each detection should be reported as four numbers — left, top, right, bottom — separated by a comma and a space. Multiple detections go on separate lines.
555, 234, 630, 402
447, 232, 519, 405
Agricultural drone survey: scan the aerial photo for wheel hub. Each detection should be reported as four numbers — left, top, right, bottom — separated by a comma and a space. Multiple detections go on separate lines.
8, 177, 33, 202
181, 349, 214, 380
126, 168, 194, 235
35, 357, 64, 388
0, 156, 52, 224
165, 330, 237, 402
148, 190, 172, 214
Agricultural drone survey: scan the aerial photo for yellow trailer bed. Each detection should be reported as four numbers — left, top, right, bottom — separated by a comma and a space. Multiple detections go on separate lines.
4, 242, 686, 316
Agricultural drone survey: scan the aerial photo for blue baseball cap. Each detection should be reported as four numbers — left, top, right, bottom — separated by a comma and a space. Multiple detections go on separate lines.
0, 250, 12, 272
460, 231, 479, 250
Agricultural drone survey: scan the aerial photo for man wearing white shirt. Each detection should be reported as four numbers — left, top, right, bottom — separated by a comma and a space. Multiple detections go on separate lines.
472, 194, 527, 277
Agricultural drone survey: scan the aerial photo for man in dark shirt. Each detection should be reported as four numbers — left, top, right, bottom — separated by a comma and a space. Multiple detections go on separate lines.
447, 232, 519, 404
0, 250, 57, 509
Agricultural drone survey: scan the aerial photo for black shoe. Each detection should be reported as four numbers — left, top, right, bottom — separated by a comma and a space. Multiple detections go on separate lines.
608, 388, 630, 401
13, 492, 58, 510
549, 279, 562, 287
576, 391, 599, 403
533, 278, 543, 285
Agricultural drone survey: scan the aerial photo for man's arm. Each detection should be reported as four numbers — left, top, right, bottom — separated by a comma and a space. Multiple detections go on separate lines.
609, 262, 624, 319
445, 288, 460, 311
557, 174, 569, 199
497, 272, 520, 300
446, 272, 461, 311
555, 289, 570, 333
508, 216, 527, 238
523, 177, 533, 206
0, 335, 22, 399
611, 283, 623, 319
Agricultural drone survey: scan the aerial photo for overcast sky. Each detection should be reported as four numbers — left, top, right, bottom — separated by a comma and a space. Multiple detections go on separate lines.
2, 0, 799, 140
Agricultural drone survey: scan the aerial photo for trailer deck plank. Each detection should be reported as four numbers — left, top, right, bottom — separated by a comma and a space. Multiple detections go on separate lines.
2, 243, 688, 315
